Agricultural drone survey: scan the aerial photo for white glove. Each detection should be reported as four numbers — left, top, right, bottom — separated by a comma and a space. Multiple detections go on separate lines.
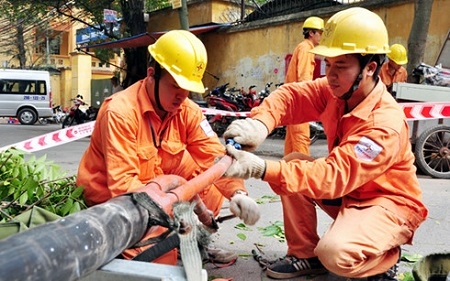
223, 118, 268, 151
229, 194, 260, 225
224, 144, 266, 179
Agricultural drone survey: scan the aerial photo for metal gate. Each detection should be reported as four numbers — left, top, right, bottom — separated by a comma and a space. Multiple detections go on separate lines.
91, 79, 113, 106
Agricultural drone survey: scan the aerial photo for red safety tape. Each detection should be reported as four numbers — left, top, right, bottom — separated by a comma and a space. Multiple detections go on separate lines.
0, 121, 96, 153
1, 103, 449, 153
203, 102, 450, 121
201, 108, 251, 117
399, 102, 450, 120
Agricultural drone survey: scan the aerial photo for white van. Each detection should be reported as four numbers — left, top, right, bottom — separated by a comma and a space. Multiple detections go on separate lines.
0, 69, 53, 125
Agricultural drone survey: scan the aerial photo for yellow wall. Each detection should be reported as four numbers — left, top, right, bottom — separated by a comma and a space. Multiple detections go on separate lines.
60, 68, 72, 109
71, 52, 92, 105
147, 0, 245, 32
148, 0, 450, 93
50, 74, 61, 106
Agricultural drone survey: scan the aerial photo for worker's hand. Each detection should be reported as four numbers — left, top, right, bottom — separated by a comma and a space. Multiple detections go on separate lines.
132, 175, 187, 214
224, 144, 266, 179
230, 194, 260, 225
223, 118, 268, 151
144, 174, 187, 192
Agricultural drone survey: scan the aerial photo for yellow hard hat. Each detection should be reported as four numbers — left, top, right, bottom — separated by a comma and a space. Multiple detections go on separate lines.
148, 30, 207, 93
303, 16, 324, 31
310, 7, 390, 57
388, 44, 408, 65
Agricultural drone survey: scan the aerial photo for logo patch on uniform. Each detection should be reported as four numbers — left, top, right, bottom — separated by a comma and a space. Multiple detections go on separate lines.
354, 136, 382, 161
200, 118, 215, 137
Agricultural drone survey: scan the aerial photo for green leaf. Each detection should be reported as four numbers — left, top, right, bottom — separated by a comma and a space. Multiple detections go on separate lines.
27, 154, 36, 163
260, 225, 281, 236
69, 201, 81, 214
399, 271, 414, 281
19, 192, 28, 206
0, 149, 87, 221
256, 194, 281, 204
71, 187, 84, 199
401, 252, 423, 263
61, 198, 74, 216
12, 167, 19, 178
24, 178, 39, 200
236, 233, 247, 240
19, 165, 28, 179
273, 220, 283, 227
234, 223, 252, 231
257, 221, 285, 241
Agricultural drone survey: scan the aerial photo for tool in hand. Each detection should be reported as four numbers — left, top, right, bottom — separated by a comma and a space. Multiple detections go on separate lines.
215, 213, 237, 223
226, 139, 242, 150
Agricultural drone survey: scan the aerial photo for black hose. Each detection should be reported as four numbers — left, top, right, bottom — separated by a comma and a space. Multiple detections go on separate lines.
0, 195, 150, 281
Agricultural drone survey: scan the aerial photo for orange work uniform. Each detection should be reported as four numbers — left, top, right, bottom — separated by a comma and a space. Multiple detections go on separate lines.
284, 39, 316, 156
251, 77, 428, 278
379, 62, 408, 93
77, 78, 245, 264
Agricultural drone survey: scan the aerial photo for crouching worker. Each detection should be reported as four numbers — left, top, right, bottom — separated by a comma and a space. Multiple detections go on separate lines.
77, 30, 260, 265
223, 7, 428, 280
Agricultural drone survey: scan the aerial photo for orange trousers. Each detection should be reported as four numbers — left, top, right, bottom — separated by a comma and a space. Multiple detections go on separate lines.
278, 155, 416, 278
284, 123, 311, 155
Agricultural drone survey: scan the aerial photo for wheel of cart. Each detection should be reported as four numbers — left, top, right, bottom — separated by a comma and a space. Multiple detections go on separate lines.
413, 124, 450, 179
394, 82, 450, 179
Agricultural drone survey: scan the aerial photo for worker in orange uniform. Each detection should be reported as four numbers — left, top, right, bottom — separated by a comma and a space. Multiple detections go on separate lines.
379, 43, 408, 95
284, 16, 324, 157
223, 7, 427, 280
77, 30, 260, 265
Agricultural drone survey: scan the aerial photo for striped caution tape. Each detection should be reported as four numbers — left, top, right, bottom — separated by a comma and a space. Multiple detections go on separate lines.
399, 102, 450, 120
203, 102, 450, 121
201, 107, 251, 117
0, 121, 96, 153
1, 102, 449, 153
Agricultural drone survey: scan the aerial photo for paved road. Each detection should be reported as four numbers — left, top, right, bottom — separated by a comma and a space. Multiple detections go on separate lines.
0, 121, 448, 280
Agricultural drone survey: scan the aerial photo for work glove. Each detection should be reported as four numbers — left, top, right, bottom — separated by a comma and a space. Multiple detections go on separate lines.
229, 193, 260, 225
224, 144, 266, 179
223, 118, 268, 151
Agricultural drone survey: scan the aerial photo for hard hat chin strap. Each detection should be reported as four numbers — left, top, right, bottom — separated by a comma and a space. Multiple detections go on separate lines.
153, 63, 166, 112
340, 73, 362, 101
340, 54, 379, 101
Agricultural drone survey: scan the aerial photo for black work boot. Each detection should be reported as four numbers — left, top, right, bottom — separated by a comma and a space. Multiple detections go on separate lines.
266, 256, 328, 279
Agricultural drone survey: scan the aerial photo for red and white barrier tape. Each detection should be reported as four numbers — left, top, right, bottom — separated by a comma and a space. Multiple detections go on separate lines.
399, 102, 450, 120
0, 121, 96, 153
201, 107, 251, 117
1, 102, 449, 153
204, 102, 450, 121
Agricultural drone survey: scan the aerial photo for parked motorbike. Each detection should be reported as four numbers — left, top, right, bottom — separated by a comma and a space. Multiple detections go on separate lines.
206, 83, 243, 112
204, 83, 242, 136
62, 95, 100, 128
237, 85, 262, 111
412, 63, 450, 87
258, 82, 274, 100
267, 121, 325, 144
38, 105, 67, 125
